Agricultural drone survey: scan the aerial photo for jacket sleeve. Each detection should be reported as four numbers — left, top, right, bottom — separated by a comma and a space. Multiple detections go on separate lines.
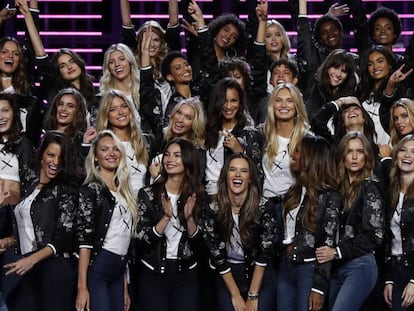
255, 199, 278, 266
312, 191, 341, 294
136, 188, 164, 248
310, 101, 338, 144
76, 186, 97, 248
51, 184, 79, 254
201, 202, 231, 274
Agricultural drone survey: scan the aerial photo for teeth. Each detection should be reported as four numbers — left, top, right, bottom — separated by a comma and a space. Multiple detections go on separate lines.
4, 60, 13, 65
0, 120, 6, 125
233, 179, 242, 185
402, 160, 412, 164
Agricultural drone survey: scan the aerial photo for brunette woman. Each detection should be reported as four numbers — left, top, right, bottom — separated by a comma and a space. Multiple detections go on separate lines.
136, 138, 206, 311
276, 135, 341, 311
316, 131, 385, 311
2, 131, 79, 311
205, 78, 263, 196
202, 153, 277, 311
359, 45, 412, 146
384, 134, 414, 311
76, 130, 137, 311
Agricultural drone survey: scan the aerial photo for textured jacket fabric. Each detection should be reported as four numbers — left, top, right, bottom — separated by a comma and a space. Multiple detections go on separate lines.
337, 178, 385, 261
76, 181, 118, 265
12, 179, 78, 256
136, 186, 206, 274
278, 188, 342, 294
201, 197, 277, 279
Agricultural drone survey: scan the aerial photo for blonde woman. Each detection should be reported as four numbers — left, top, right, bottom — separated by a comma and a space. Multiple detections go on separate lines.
96, 90, 149, 196
390, 98, 414, 147
75, 130, 137, 311
262, 83, 308, 200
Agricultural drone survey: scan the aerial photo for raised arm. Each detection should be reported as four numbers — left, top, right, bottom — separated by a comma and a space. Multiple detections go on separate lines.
17, 0, 46, 57
120, 0, 133, 27
168, 0, 179, 27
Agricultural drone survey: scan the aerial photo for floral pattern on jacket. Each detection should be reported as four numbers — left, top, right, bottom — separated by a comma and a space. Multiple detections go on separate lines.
338, 177, 385, 260
201, 197, 277, 278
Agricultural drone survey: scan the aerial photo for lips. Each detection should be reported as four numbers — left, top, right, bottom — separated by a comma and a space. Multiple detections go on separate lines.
232, 178, 243, 187
4, 59, 13, 65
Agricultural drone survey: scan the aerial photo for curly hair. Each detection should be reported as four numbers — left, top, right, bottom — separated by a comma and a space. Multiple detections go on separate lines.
368, 7, 401, 44
208, 14, 247, 57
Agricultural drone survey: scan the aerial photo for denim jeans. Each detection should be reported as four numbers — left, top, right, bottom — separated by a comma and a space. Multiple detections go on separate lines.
276, 256, 315, 311
138, 260, 199, 311
88, 249, 127, 311
216, 263, 276, 311
329, 253, 378, 311
0, 293, 7, 311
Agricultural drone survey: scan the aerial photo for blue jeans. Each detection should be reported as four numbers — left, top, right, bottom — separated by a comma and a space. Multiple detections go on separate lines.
0, 293, 7, 311
138, 260, 199, 311
88, 249, 127, 311
276, 256, 315, 311
329, 253, 378, 311
216, 263, 276, 311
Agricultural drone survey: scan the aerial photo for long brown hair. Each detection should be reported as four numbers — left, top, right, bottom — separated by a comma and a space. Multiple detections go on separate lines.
216, 153, 260, 248
283, 135, 338, 232
336, 132, 375, 210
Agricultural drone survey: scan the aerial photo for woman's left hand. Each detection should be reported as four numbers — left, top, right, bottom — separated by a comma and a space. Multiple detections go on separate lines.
245, 299, 258, 311
223, 134, 244, 153
184, 193, 197, 221
309, 291, 324, 311
124, 287, 131, 311
4, 256, 36, 275
401, 282, 414, 307
315, 246, 335, 264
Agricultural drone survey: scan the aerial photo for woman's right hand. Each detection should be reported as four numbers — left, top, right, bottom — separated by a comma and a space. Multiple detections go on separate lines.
383, 283, 393, 309
231, 294, 246, 311
75, 287, 90, 311
161, 193, 173, 219
83, 127, 97, 144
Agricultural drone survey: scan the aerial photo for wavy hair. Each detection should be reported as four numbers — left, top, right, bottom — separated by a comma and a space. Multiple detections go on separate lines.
96, 89, 148, 166
205, 78, 248, 149
389, 134, 414, 209
216, 153, 260, 248
43, 88, 87, 139
0, 37, 29, 94
152, 138, 206, 225
283, 135, 338, 232
263, 83, 308, 168
208, 14, 247, 57
165, 97, 206, 148
84, 130, 138, 224
389, 98, 414, 146
100, 43, 140, 110
336, 132, 375, 210
51, 48, 95, 110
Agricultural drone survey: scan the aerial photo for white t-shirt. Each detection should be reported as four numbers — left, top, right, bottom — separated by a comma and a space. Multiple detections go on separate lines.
164, 192, 183, 259
121, 141, 147, 196
262, 135, 295, 198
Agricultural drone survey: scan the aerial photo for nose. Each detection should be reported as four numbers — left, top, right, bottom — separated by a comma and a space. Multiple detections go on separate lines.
235, 169, 241, 177
225, 101, 232, 109
352, 151, 357, 159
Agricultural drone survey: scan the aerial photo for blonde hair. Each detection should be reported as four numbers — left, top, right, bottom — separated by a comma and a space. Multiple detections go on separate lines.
266, 20, 291, 59
263, 83, 308, 168
100, 43, 140, 111
165, 97, 206, 148
96, 90, 148, 166
85, 130, 138, 225
390, 98, 414, 146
